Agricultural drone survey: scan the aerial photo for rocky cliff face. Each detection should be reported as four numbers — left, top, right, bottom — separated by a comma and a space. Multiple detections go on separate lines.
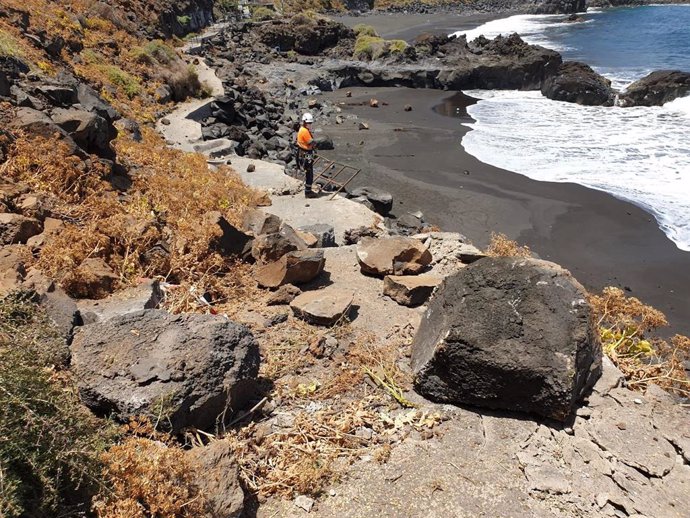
106, 0, 214, 37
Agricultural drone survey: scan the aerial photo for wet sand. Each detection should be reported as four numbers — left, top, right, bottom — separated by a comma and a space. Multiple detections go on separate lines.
318, 87, 690, 336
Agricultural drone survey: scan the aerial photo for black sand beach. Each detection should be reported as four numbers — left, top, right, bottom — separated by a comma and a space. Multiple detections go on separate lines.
336, 11, 505, 42
318, 86, 690, 336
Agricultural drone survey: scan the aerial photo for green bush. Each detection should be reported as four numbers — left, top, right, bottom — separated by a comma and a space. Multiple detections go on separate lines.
387, 39, 408, 53
353, 23, 378, 37
130, 40, 177, 66
0, 292, 116, 518
176, 15, 191, 26
0, 29, 21, 58
104, 65, 141, 98
252, 6, 276, 21
353, 34, 385, 60
216, 0, 239, 13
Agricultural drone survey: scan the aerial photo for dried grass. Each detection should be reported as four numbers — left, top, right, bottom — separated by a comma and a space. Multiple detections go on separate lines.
221, 325, 435, 499
590, 286, 689, 397
484, 232, 532, 258
2, 126, 264, 300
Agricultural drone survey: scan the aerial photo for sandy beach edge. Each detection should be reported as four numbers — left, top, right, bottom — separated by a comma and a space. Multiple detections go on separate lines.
318, 82, 690, 337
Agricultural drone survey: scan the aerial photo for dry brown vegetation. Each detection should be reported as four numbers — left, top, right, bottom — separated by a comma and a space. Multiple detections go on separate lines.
484, 231, 532, 258
222, 321, 442, 499
590, 286, 690, 397
1, 122, 264, 301
0, 0, 203, 121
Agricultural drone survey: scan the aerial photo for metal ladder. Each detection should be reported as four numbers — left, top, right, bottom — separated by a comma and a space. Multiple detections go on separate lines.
310, 155, 362, 201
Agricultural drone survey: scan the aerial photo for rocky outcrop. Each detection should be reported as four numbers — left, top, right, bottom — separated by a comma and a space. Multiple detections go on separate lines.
541, 61, 615, 106
254, 249, 325, 288
290, 288, 354, 326
620, 70, 690, 106
529, 0, 586, 14
412, 257, 601, 421
71, 309, 259, 433
254, 17, 355, 56
357, 236, 432, 277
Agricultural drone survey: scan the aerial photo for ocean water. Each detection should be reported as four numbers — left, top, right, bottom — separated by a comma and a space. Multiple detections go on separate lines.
452, 6, 690, 251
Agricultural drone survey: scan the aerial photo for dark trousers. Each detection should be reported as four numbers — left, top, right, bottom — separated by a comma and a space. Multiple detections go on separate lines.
298, 148, 314, 192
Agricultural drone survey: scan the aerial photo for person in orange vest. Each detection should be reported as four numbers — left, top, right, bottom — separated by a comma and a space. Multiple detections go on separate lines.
296, 112, 317, 198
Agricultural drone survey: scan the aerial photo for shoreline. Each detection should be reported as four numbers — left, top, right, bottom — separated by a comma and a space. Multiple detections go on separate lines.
319, 86, 690, 336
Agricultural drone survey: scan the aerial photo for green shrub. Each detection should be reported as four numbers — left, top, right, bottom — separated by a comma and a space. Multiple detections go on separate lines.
130, 40, 177, 66
353, 34, 385, 60
387, 39, 408, 53
0, 292, 116, 518
252, 6, 276, 21
176, 15, 191, 26
353, 23, 378, 37
0, 29, 21, 58
104, 65, 141, 98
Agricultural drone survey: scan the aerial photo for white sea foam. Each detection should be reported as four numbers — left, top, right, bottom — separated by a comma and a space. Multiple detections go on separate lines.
461, 90, 690, 251
451, 14, 589, 51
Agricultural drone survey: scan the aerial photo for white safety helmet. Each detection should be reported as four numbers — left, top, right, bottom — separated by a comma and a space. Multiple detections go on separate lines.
302, 112, 314, 124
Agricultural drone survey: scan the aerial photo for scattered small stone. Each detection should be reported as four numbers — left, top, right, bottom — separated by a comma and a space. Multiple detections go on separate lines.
161, 118, 171, 125
346, 91, 352, 97
328, 489, 336, 497
634, 398, 643, 405
404, 104, 412, 111
267, 284, 302, 305
308, 99, 319, 108
264, 313, 288, 328
294, 495, 315, 512
369, 98, 379, 107
358, 122, 369, 130
246, 163, 256, 173
616, 422, 627, 430
335, 115, 344, 124
595, 493, 609, 509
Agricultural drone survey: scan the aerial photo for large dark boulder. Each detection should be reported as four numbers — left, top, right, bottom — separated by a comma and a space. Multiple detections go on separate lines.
71, 309, 260, 433
51, 107, 115, 157
541, 61, 615, 106
620, 70, 690, 107
411, 257, 601, 422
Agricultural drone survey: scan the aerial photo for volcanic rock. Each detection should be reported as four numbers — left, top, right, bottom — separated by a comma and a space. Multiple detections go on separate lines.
298, 224, 336, 248
254, 249, 325, 288
349, 186, 393, 216
411, 257, 601, 421
242, 208, 282, 236
0, 213, 42, 245
71, 309, 259, 433
251, 224, 308, 263
357, 236, 432, 276
187, 441, 245, 518
267, 284, 302, 306
541, 61, 615, 106
383, 274, 442, 307
290, 287, 354, 326
620, 70, 690, 107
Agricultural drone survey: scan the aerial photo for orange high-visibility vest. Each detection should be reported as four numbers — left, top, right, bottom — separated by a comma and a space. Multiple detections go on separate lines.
297, 126, 314, 150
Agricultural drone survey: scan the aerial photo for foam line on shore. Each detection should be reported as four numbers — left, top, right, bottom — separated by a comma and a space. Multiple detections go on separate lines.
461, 90, 690, 251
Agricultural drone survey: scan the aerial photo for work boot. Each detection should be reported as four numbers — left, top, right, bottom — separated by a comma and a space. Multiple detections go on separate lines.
305, 190, 317, 199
